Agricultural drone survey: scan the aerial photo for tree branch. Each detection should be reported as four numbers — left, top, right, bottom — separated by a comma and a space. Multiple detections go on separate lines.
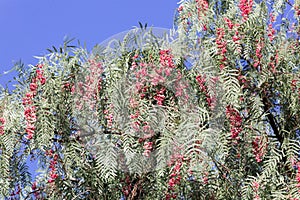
262, 96, 283, 145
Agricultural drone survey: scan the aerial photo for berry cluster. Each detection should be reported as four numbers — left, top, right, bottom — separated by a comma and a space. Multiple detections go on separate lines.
254, 41, 263, 69
267, 24, 276, 42
174, 70, 188, 100
0, 117, 5, 135
154, 87, 166, 106
121, 175, 132, 198
74, 59, 103, 111
224, 17, 234, 30
196, 75, 214, 108
225, 105, 242, 139
252, 181, 260, 200
292, 79, 298, 91
195, 0, 209, 20
142, 141, 153, 157
216, 28, 227, 70
31, 181, 40, 198
268, 13, 276, 42
46, 149, 59, 183
295, 5, 300, 17
22, 64, 46, 140
224, 17, 241, 44
252, 136, 267, 162
239, 0, 253, 21
295, 162, 300, 189
166, 154, 185, 200
160, 52, 188, 100
103, 105, 114, 128
159, 49, 176, 70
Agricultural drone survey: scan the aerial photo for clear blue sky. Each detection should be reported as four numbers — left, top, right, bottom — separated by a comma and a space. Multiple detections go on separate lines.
0, 0, 178, 87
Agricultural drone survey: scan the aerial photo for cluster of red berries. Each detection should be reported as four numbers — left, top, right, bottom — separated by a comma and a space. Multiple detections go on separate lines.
268, 24, 276, 42
142, 141, 153, 157
154, 87, 166, 106
74, 59, 103, 111
291, 79, 297, 91
295, 162, 300, 188
166, 154, 184, 200
252, 181, 260, 200
159, 49, 176, 70
121, 175, 132, 198
103, 104, 114, 128
239, 0, 253, 21
22, 64, 46, 140
45, 149, 59, 183
252, 136, 266, 162
159, 50, 187, 100
153, 49, 175, 84
225, 105, 242, 139
177, 5, 183, 12
216, 28, 227, 70
224, 17, 234, 30
295, 5, 300, 16
0, 117, 5, 135
31, 182, 39, 198
196, 75, 213, 108
254, 41, 263, 69
195, 0, 209, 19
223, 17, 241, 45
10, 185, 21, 198
136, 121, 155, 156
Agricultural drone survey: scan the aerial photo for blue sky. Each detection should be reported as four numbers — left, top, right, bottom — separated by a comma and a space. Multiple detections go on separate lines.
0, 0, 178, 87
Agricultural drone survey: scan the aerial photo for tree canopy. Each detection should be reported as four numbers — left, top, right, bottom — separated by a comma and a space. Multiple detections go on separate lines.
1, 0, 300, 199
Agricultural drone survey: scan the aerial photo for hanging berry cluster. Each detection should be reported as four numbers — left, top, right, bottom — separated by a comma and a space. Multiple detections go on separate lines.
174, 70, 188, 100
225, 105, 242, 139
0, 117, 5, 135
129, 49, 186, 145
252, 136, 267, 162
136, 121, 156, 157
268, 51, 279, 73
216, 28, 227, 70
294, 162, 300, 190
9, 185, 21, 199
142, 141, 153, 157
223, 17, 241, 54
159, 49, 176, 70
290, 78, 300, 101
166, 154, 184, 200
31, 181, 40, 198
121, 175, 132, 198
267, 13, 276, 42
154, 87, 166, 106
295, 5, 300, 17
131, 49, 180, 104
195, 0, 208, 20
196, 75, 214, 108
45, 149, 59, 183
239, 0, 253, 21
74, 59, 103, 111
160, 51, 189, 102
291, 79, 297, 92
253, 40, 263, 69
252, 181, 260, 200
103, 104, 114, 129
22, 64, 46, 140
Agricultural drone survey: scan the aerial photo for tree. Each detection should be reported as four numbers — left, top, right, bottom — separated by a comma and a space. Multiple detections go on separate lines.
1, 0, 300, 199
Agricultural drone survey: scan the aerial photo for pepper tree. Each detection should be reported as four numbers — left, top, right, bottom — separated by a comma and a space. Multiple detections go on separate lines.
1, 0, 300, 199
